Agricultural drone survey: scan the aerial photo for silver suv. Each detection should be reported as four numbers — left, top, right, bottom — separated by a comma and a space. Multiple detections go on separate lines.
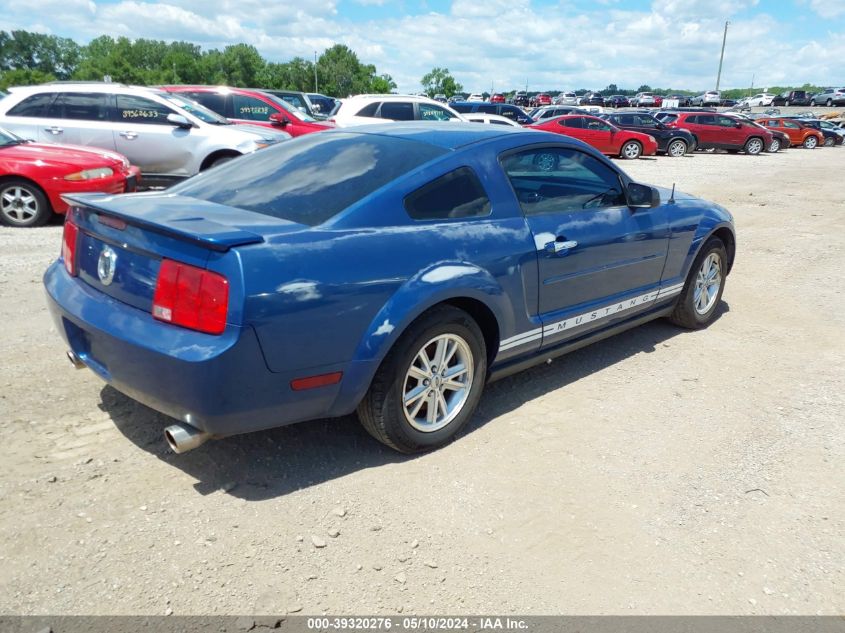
0, 83, 290, 185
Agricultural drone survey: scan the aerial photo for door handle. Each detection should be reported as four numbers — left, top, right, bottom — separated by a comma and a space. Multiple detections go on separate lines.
119, 131, 138, 140
544, 239, 578, 255
44, 126, 63, 134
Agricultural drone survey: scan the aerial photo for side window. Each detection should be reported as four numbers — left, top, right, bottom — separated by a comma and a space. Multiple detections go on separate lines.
685, 116, 698, 124
356, 102, 380, 117
782, 121, 800, 129
450, 103, 471, 113
282, 95, 306, 111
404, 167, 491, 220
419, 103, 455, 120
501, 147, 626, 216
57, 93, 111, 121
561, 117, 583, 129
187, 92, 227, 116
379, 101, 414, 121
585, 118, 610, 131
477, 104, 497, 114
634, 115, 656, 127
115, 95, 174, 125
717, 116, 737, 127
698, 115, 717, 126
499, 106, 518, 120
616, 114, 635, 126
232, 94, 271, 121
6, 93, 57, 117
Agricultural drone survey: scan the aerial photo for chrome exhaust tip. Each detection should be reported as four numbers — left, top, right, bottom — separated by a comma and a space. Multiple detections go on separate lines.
66, 350, 86, 369
164, 423, 212, 454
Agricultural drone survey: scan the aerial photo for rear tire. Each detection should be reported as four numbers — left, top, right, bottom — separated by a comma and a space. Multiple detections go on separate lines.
357, 306, 487, 453
0, 179, 53, 228
669, 237, 728, 330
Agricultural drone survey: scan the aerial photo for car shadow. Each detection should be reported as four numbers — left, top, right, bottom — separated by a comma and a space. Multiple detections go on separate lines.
102, 303, 729, 501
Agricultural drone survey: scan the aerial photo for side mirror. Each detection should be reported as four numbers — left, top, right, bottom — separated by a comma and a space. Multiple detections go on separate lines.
735, 122, 742, 129
166, 113, 192, 129
627, 182, 660, 209
269, 112, 289, 127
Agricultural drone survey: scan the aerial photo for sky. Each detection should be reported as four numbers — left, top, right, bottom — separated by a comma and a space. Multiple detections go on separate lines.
4, 0, 845, 93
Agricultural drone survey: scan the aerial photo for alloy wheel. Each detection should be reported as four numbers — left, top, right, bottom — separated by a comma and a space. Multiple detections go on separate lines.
693, 252, 722, 315
667, 140, 687, 157
402, 334, 474, 433
0, 185, 40, 225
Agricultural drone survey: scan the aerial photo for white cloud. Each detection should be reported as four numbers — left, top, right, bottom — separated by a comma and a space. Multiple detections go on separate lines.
2, 0, 843, 93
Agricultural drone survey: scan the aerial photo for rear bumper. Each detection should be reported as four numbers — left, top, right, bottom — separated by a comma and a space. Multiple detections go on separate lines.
44, 261, 357, 436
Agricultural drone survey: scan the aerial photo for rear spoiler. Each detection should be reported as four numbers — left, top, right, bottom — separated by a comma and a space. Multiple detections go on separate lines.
62, 194, 264, 252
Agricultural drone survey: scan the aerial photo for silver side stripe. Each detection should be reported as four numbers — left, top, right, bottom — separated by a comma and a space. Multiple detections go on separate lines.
498, 283, 686, 353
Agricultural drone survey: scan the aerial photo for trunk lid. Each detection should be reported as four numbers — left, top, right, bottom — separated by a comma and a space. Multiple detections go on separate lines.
66, 192, 304, 313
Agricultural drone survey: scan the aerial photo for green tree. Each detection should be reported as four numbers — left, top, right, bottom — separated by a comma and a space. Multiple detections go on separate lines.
420, 67, 463, 98
0, 68, 55, 90
317, 44, 375, 97
220, 44, 265, 87
370, 73, 397, 93
0, 30, 80, 79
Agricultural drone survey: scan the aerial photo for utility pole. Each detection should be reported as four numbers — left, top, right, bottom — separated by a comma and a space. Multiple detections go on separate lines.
314, 51, 318, 93
715, 21, 729, 92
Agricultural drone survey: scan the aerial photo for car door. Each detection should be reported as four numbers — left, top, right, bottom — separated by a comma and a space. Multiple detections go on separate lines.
500, 146, 669, 347
779, 120, 803, 144
42, 92, 117, 153
582, 117, 615, 153
113, 94, 195, 176
716, 115, 745, 148
693, 114, 718, 147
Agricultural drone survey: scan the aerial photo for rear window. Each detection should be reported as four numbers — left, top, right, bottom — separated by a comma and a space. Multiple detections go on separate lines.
170, 132, 447, 226
7, 93, 57, 117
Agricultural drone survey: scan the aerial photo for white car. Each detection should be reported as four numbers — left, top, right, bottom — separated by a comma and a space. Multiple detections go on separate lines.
462, 113, 523, 127
692, 91, 721, 106
745, 93, 776, 107
633, 92, 656, 107
467, 94, 485, 102
555, 92, 578, 105
331, 94, 464, 127
0, 83, 290, 186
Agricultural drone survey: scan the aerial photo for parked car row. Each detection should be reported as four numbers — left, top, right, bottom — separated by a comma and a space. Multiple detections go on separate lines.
2, 82, 841, 227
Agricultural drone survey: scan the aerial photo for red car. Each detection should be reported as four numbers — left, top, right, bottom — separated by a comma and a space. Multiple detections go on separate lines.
490, 93, 505, 103
530, 115, 658, 159
661, 112, 773, 154
530, 94, 552, 107
160, 86, 333, 137
0, 127, 140, 227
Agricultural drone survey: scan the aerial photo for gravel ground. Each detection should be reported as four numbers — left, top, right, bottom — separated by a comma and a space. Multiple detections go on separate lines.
0, 146, 842, 616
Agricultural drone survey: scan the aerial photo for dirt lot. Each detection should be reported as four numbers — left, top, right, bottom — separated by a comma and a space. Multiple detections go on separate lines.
0, 147, 842, 616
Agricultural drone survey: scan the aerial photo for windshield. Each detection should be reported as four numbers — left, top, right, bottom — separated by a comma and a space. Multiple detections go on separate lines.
0, 127, 24, 146
266, 94, 316, 122
161, 94, 230, 125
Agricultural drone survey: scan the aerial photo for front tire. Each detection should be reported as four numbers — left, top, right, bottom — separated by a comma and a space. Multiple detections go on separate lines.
669, 237, 728, 329
666, 139, 688, 157
358, 306, 487, 453
768, 138, 781, 152
620, 140, 642, 159
803, 135, 818, 149
744, 137, 764, 155
823, 136, 834, 147
0, 179, 53, 227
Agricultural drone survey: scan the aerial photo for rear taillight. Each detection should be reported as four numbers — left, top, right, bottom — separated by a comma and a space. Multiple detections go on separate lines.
152, 259, 229, 335
62, 219, 79, 276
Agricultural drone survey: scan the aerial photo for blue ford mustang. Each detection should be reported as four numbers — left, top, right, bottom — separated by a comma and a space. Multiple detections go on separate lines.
45, 123, 735, 454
